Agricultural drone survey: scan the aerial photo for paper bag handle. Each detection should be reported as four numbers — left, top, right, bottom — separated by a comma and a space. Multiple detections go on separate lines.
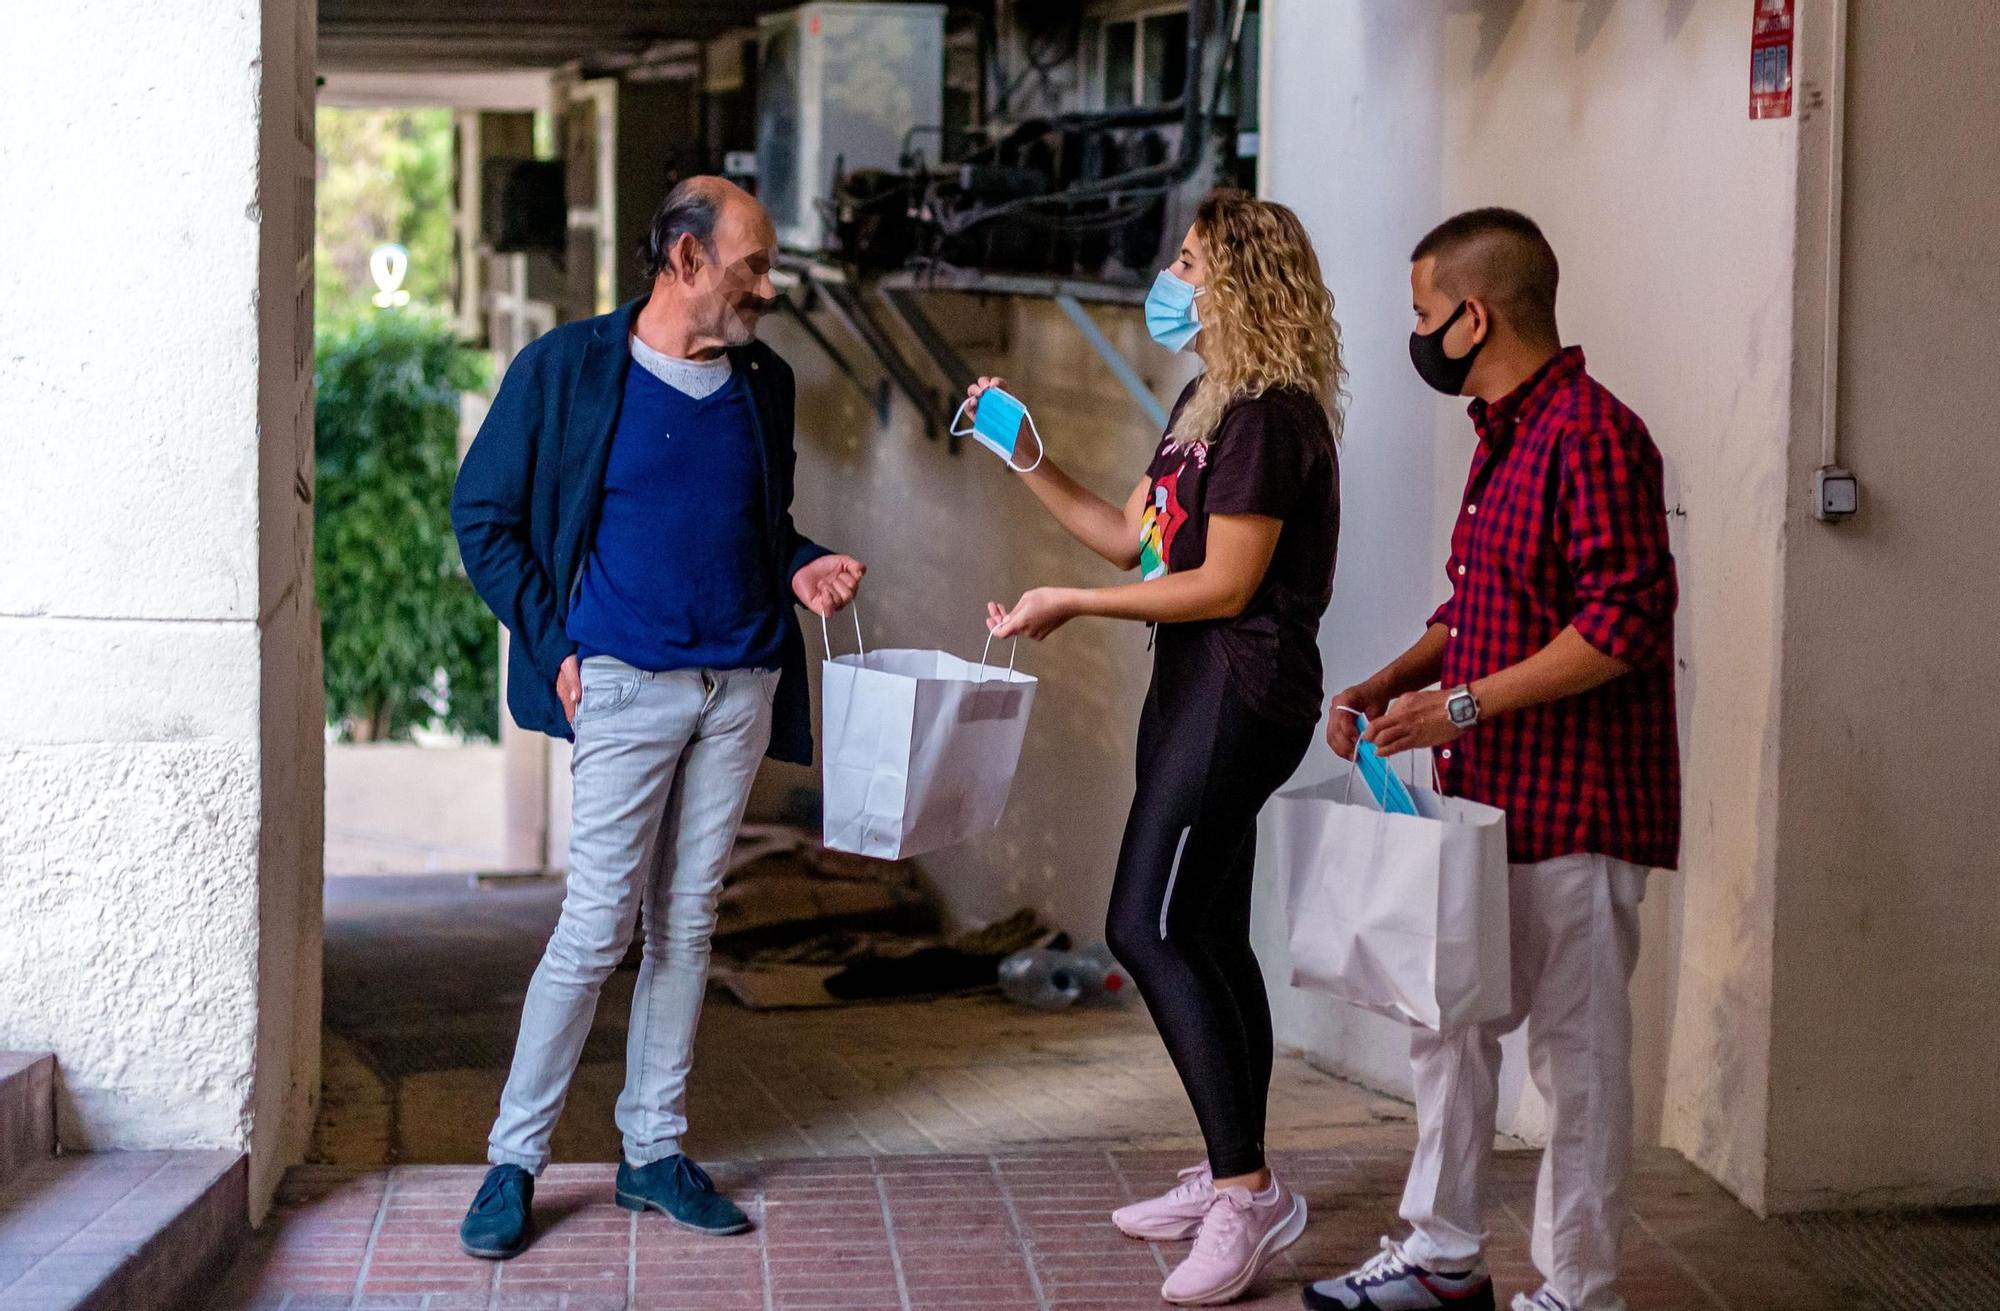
976, 629, 1021, 683
1334, 707, 1370, 808
1332, 705, 1442, 806
818, 601, 866, 661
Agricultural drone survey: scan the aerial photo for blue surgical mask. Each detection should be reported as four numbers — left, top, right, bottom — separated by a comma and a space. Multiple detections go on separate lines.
1343, 711, 1421, 816
950, 386, 1045, 472
1144, 268, 1204, 352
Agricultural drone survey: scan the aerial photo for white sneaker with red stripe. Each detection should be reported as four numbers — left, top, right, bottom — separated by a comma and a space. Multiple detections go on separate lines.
1301, 1237, 1495, 1310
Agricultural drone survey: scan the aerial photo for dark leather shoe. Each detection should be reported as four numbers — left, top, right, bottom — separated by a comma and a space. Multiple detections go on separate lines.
459, 1164, 534, 1259
615, 1155, 751, 1235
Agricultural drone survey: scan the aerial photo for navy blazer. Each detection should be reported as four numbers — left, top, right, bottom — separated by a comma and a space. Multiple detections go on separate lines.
450, 297, 830, 763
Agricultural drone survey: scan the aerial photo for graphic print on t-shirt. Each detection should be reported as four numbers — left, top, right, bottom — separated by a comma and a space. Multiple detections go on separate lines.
1139, 386, 1340, 727
1138, 465, 1190, 580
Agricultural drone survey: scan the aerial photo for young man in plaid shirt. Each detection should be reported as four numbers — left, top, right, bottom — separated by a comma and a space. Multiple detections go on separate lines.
1303, 210, 1680, 1311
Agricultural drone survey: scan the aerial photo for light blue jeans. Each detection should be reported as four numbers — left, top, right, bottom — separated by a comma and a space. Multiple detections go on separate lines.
488, 657, 778, 1174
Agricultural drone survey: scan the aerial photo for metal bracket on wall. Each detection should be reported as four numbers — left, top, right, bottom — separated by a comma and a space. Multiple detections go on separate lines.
774, 290, 888, 425
876, 287, 978, 454
815, 280, 942, 441
1052, 293, 1170, 430
776, 259, 1168, 444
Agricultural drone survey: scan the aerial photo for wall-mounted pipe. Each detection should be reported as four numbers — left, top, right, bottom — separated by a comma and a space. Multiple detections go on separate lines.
1817, 0, 1848, 473
1206, 0, 1251, 123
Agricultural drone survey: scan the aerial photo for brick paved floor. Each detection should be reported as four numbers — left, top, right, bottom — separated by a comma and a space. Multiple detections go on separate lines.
253, 875, 1902, 1310
215, 1143, 1850, 1311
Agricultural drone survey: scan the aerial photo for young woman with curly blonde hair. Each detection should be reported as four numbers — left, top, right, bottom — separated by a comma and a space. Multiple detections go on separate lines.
969, 188, 1345, 1305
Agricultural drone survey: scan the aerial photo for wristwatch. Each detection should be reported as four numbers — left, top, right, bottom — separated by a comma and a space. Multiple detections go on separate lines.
1445, 684, 1481, 729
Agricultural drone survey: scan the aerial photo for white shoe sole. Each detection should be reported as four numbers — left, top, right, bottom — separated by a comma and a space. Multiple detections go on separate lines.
1161, 1191, 1309, 1306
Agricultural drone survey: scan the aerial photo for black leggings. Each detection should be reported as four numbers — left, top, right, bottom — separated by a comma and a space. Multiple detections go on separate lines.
1104, 651, 1313, 1178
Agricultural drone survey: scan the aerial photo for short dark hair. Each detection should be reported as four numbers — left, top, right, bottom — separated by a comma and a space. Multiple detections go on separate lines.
639, 177, 723, 282
1411, 207, 1560, 346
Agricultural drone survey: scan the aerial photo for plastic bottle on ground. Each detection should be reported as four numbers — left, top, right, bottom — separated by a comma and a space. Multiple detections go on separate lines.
998, 942, 1128, 1010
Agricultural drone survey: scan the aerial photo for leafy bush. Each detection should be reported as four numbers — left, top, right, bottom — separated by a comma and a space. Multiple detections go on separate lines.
315, 313, 497, 742
315, 107, 455, 331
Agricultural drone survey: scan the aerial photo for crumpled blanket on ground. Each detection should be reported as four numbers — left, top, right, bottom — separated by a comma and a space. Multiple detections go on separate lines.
697, 828, 1048, 1010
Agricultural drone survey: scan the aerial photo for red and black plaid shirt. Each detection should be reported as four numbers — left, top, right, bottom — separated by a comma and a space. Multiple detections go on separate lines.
1431, 348, 1681, 869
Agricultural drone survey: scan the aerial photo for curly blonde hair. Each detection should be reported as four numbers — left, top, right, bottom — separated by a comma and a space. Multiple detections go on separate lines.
1170, 189, 1346, 448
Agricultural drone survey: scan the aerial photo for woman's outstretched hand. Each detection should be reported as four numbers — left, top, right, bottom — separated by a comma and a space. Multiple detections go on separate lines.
987, 590, 1081, 641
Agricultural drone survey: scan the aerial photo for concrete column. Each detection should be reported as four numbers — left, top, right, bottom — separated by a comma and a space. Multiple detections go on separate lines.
0, 0, 321, 1221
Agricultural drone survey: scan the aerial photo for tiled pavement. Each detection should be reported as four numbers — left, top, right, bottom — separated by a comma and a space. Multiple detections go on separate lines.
256, 876, 1911, 1310
215, 1143, 1849, 1311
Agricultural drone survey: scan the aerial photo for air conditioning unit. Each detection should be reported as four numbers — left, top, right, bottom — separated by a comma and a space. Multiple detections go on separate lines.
755, 2, 945, 253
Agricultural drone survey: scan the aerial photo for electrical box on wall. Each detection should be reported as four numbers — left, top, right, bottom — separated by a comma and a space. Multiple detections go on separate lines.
755, 2, 946, 253
1813, 465, 1859, 521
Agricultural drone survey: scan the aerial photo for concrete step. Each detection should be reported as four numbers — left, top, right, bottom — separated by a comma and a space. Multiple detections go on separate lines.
0, 1055, 55, 1184
0, 1149, 246, 1311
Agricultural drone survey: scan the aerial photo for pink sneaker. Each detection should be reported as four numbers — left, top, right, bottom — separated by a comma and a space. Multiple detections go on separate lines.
1112, 1162, 1214, 1240
1160, 1179, 1308, 1306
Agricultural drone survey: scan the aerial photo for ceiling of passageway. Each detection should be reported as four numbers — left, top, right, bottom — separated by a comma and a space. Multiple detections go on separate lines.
318, 0, 907, 71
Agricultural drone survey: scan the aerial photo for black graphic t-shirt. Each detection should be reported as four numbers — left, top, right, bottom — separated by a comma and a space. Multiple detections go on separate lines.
1139, 381, 1340, 725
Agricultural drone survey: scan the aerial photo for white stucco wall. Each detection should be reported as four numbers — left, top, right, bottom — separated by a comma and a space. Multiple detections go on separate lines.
0, 0, 320, 1221
1257, 0, 1799, 1199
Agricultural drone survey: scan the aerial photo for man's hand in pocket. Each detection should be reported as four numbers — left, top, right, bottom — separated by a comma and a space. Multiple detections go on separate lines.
557, 654, 581, 724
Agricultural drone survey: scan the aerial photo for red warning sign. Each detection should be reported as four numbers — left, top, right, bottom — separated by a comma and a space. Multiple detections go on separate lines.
1750, 0, 1794, 120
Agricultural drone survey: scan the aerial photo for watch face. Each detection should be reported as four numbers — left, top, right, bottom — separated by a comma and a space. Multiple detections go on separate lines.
1448, 693, 1477, 727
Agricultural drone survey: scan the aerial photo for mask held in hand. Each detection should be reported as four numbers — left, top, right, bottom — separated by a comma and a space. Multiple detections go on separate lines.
951, 386, 1045, 473
1340, 709, 1421, 816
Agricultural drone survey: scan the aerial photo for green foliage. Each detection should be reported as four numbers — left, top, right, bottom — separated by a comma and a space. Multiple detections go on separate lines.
316, 107, 457, 331
316, 313, 497, 742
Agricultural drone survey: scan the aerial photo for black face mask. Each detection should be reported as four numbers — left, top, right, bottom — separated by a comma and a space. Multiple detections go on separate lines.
1409, 300, 1485, 396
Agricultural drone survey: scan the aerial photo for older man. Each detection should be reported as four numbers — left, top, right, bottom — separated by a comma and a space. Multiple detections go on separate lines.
451, 177, 864, 1257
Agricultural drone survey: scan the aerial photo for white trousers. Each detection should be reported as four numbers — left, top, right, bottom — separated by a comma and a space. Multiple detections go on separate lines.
1399, 852, 1647, 1311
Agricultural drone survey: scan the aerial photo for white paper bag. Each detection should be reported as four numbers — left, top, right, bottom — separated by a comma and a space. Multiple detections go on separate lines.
1270, 760, 1512, 1032
819, 614, 1038, 860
